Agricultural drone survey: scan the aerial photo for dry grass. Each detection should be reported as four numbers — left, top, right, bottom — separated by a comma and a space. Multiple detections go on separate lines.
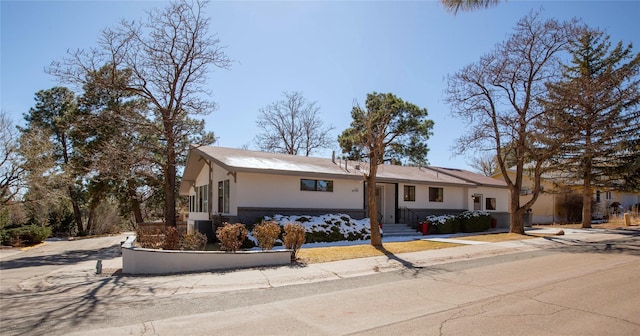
295, 215, 640, 264
533, 215, 640, 230
297, 240, 461, 264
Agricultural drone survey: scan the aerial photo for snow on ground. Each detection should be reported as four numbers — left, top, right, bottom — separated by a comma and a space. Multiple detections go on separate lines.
265, 213, 371, 236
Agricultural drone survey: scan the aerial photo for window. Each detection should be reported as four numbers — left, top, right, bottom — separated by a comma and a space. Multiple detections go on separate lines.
605, 191, 612, 200
486, 198, 496, 210
429, 187, 443, 202
300, 179, 333, 192
595, 191, 601, 203
189, 195, 196, 212
192, 185, 208, 212
404, 185, 415, 202
218, 180, 230, 213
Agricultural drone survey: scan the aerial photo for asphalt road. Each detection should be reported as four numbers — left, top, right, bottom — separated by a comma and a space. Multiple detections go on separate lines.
1, 231, 639, 335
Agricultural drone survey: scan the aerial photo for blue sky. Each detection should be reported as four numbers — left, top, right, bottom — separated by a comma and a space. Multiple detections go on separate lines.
2, 0, 639, 171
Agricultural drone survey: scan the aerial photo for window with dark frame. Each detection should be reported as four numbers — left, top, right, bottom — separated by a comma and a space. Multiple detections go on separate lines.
300, 179, 334, 192
404, 185, 415, 202
429, 187, 443, 202
218, 180, 230, 213
192, 185, 208, 212
486, 197, 496, 210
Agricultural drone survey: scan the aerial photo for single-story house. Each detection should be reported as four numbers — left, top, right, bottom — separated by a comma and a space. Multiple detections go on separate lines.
493, 167, 640, 224
179, 146, 511, 230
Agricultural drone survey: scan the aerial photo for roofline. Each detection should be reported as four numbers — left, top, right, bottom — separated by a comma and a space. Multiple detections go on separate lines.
428, 166, 509, 189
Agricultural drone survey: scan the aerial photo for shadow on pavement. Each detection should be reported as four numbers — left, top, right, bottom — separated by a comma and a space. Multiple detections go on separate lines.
0, 244, 122, 270
544, 232, 640, 256
0, 273, 129, 336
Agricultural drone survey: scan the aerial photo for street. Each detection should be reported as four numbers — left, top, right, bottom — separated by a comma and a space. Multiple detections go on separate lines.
1, 229, 639, 335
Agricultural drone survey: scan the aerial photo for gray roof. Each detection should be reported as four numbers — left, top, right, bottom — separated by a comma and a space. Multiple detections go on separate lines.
180, 146, 507, 195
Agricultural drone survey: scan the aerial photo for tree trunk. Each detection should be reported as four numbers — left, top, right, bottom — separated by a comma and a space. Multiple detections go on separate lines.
509, 186, 525, 234
68, 186, 84, 234
581, 183, 592, 229
164, 129, 177, 227
582, 156, 593, 228
128, 179, 144, 224
367, 164, 382, 247
86, 207, 95, 235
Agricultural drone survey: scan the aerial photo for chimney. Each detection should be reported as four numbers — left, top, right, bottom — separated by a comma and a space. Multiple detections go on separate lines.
332, 151, 336, 164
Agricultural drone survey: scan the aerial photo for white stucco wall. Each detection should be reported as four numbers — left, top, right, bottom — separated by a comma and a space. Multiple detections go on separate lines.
236, 172, 363, 209
397, 183, 467, 210
469, 186, 510, 212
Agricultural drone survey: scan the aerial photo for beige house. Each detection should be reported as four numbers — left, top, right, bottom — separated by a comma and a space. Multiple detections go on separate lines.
180, 146, 511, 229
493, 167, 640, 224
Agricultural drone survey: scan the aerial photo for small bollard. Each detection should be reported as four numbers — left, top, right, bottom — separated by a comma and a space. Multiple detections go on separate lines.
624, 213, 631, 226
96, 260, 102, 274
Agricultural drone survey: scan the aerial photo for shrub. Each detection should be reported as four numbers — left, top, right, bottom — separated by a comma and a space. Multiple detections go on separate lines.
253, 220, 281, 251
163, 226, 180, 250
283, 222, 306, 260
135, 226, 165, 249
216, 222, 248, 252
180, 231, 208, 250
2, 225, 52, 246
265, 214, 371, 243
425, 215, 459, 234
459, 211, 491, 233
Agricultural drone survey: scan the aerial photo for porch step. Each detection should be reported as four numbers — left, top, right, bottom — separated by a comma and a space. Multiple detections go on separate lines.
381, 223, 423, 237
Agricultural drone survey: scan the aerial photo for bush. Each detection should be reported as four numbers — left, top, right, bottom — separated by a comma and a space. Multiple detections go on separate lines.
459, 211, 491, 233
2, 225, 52, 246
253, 220, 281, 251
180, 231, 208, 250
163, 226, 180, 250
425, 215, 459, 234
135, 226, 166, 249
264, 214, 372, 243
216, 222, 248, 252
283, 222, 306, 260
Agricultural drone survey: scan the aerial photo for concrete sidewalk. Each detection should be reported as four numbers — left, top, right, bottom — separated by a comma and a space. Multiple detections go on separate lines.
15, 227, 638, 297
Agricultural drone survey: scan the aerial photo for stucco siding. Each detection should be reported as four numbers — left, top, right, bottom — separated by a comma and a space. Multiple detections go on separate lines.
472, 186, 510, 212
236, 172, 363, 209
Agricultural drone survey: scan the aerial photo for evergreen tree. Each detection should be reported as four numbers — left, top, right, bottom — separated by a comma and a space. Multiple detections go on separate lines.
20, 87, 86, 232
339, 92, 433, 246
543, 28, 640, 227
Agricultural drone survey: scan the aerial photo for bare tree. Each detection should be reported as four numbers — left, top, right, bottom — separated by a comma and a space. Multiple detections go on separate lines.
468, 152, 497, 176
255, 91, 334, 156
0, 111, 24, 206
445, 12, 577, 234
49, 0, 230, 227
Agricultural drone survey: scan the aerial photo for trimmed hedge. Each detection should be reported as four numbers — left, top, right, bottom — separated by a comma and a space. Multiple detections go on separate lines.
426, 211, 492, 235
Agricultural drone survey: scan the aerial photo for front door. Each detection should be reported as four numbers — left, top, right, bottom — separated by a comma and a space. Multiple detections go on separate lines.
473, 194, 483, 211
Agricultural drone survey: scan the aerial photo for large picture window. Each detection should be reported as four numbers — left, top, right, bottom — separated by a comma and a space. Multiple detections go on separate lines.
429, 187, 443, 202
300, 179, 333, 192
404, 185, 415, 202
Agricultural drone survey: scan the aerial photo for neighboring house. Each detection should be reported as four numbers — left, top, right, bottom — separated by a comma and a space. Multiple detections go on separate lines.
179, 146, 511, 230
493, 167, 640, 224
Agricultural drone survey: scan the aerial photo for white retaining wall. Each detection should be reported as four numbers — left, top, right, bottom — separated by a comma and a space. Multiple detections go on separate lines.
121, 236, 292, 274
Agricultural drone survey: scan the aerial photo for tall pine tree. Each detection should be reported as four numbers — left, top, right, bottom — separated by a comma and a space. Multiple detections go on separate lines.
543, 28, 640, 227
